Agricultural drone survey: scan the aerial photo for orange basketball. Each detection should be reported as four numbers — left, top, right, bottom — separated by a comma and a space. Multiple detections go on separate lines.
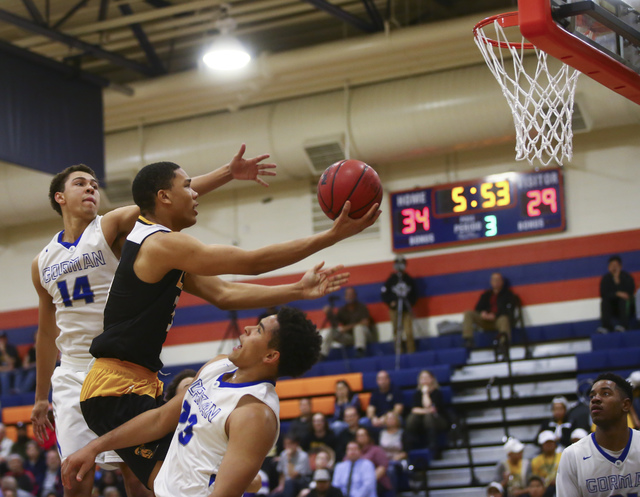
317, 160, 382, 220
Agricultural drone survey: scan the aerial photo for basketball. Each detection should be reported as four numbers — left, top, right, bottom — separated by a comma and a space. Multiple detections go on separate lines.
317, 160, 383, 220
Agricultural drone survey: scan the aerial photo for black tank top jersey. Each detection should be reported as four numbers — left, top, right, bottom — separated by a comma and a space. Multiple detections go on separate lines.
90, 217, 185, 372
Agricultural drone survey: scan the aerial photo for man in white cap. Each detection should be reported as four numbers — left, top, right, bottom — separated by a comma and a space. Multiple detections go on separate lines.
493, 438, 531, 497
570, 428, 589, 445
556, 372, 640, 496
307, 470, 343, 497
531, 431, 561, 489
486, 481, 504, 496
628, 371, 640, 429
539, 396, 575, 450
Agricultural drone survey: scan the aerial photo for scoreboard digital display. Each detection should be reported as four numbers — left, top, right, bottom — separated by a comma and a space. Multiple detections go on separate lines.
390, 168, 565, 252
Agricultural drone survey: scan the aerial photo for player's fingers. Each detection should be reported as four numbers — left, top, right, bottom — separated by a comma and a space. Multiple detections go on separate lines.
235, 143, 247, 159
258, 163, 277, 169
363, 203, 380, 220
257, 170, 277, 176
252, 154, 271, 163
254, 178, 270, 187
313, 261, 325, 273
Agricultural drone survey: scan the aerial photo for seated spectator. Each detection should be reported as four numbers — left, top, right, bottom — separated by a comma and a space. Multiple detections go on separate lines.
628, 371, 640, 429
40, 450, 62, 497
1, 476, 32, 497
493, 438, 531, 497
365, 370, 404, 429
530, 431, 560, 491
538, 396, 575, 451
0, 331, 20, 395
23, 441, 45, 493
332, 441, 377, 497
405, 369, 449, 455
299, 449, 336, 497
6, 454, 36, 494
306, 469, 343, 497
462, 272, 518, 351
487, 482, 504, 497
272, 434, 312, 497
379, 413, 408, 494
569, 428, 589, 445
16, 332, 36, 394
164, 368, 197, 401
288, 398, 314, 444
0, 423, 13, 462
330, 381, 362, 435
11, 422, 32, 460
381, 256, 418, 354
303, 414, 338, 455
320, 288, 373, 358
598, 255, 636, 333
103, 487, 121, 497
335, 407, 362, 462
356, 427, 393, 497
520, 476, 546, 497
96, 470, 126, 497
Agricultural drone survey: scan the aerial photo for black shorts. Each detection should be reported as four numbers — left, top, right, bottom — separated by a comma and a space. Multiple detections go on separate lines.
80, 358, 173, 488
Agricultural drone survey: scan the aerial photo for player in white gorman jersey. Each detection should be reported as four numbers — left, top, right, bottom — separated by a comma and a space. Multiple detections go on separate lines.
61, 307, 321, 497
556, 373, 640, 497
32, 146, 276, 497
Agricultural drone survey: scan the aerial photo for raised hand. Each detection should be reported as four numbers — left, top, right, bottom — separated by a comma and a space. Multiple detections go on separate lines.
300, 262, 350, 299
330, 201, 381, 242
229, 143, 277, 187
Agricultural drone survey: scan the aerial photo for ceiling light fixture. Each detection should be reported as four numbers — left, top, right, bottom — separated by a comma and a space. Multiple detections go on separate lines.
202, 12, 250, 71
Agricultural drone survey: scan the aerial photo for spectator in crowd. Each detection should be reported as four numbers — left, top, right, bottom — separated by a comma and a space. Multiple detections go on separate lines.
494, 438, 531, 497
289, 398, 314, 444
11, 422, 32, 460
38, 412, 56, 453
538, 396, 575, 451
520, 476, 546, 497
462, 272, 518, 351
336, 406, 362, 462
163, 368, 197, 402
23, 441, 45, 494
299, 449, 336, 497
405, 370, 449, 455
16, 332, 36, 394
598, 255, 636, 333
6, 454, 36, 494
1, 476, 32, 497
95, 470, 126, 497
628, 371, 640, 429
378, 413, 408, 493
39, 450, 62, 497
303, 414, 338, 455
381, 256, 418, 354
0, 423, 14, 469
306, 469, 343, 497
332, 442, 377, 497
0, 332, 20, 395
320, 288, 373, 358
530, 431, 560, 492
486, 481, 504, 497
272, 434, 312, 497
366, 370, 404, 429
569, 428, 589, 445
330, 381, 362, 435
355, 427, 393, 497
103, 487, 121, 497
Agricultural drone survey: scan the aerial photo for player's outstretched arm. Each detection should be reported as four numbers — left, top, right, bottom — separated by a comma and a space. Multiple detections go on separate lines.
30, 257, 60, 443
191, 143, 277, 193
148, 201, 380, 278
60, 393, 184, 489
209, 396, 278, 497
183, 262, 349, 310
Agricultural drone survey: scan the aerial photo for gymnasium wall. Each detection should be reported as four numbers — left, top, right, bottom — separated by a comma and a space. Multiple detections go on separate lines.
0, 123, 638, 365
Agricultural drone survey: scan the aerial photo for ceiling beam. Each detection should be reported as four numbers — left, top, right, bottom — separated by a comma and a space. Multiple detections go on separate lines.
361, 0, 383, 30
301, 0, 378, 32
53, 0, 92, 29
98, 0, 110, 21
21, 0, 46, 25
118, 3, 166, 75
145, 0, 173, 6
0, 8, 158, 76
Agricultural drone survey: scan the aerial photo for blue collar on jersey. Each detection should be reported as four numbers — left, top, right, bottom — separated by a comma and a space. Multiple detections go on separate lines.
591, 428, 633, 464
217, 370, 276, 388
57, 230, 84, 249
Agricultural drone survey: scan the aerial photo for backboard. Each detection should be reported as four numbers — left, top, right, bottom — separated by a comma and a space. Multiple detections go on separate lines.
519, 0, 640, 105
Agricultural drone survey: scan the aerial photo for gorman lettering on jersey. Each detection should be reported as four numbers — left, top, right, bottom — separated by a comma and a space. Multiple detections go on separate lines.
586, 472, 640, 493
188, 379, 222, 422
42, 250, 107, 283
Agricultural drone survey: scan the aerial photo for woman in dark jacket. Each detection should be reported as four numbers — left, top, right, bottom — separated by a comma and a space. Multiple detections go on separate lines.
405, 370, 449, 454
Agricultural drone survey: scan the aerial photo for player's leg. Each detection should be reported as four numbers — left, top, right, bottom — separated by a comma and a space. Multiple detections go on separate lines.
402, 311, 415, 353
63, 464, 96, 497
120, 463, 155, 497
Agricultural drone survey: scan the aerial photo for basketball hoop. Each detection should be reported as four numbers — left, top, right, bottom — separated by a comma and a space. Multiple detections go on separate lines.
473, 12, 580, 166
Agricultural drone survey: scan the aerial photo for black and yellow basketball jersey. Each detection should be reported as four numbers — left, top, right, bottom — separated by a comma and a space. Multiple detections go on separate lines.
90, 217, 184, 372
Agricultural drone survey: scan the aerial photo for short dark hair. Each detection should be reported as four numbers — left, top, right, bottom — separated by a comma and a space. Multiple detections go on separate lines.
270, 307, 321, 378
528, 476, 544, 486
132, 162, 180, 215
49, 164, 97, 216
608, 255, 622, 265
164, 369, 197, 401
592, 372, 633, 400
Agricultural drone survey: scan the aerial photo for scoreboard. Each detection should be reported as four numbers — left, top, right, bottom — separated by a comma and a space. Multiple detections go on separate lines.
390, 168, 565, 252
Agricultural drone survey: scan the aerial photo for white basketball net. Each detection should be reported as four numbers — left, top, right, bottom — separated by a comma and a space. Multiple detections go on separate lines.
474, 16, 580, 166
